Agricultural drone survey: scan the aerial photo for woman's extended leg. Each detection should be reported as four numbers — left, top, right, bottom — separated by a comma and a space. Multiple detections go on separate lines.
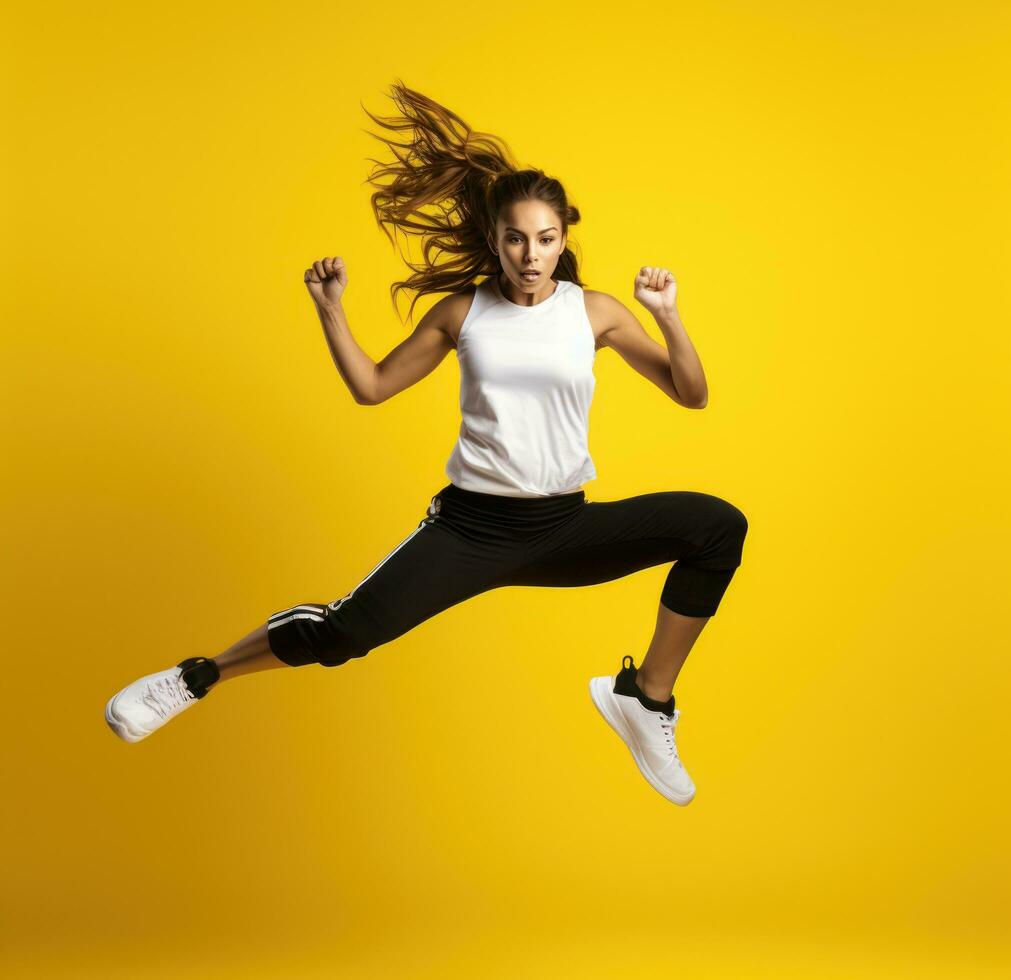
104, 490, 533, 741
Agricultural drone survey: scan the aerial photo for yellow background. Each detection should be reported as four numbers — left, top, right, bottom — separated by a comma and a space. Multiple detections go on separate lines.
4, 1, 1009, 976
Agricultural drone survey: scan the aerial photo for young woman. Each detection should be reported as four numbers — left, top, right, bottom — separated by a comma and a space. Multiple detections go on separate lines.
105, 82, 748, 806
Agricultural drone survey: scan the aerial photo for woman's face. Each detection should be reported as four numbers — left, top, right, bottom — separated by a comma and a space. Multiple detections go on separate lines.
491, 199, 567, 291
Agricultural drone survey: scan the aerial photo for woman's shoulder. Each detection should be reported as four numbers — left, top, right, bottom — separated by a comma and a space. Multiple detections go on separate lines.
580, 286, 627, 316
579, 285, 611, 304
577, 287, 622, 350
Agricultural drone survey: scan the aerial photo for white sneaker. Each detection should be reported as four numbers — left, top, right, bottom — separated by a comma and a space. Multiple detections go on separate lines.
589, 655, 696, 805
105, 657, 219, 743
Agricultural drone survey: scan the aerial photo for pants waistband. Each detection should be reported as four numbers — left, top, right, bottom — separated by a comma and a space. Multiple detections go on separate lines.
439, 481, 584, 506
434, 481, 586, 530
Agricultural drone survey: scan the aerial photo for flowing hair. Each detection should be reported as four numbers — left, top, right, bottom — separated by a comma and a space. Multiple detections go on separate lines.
361, 79, 584, 325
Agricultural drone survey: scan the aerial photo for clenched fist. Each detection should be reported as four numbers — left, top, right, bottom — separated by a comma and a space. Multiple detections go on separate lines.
304, 256, 347, 309
633, 266, 678, 316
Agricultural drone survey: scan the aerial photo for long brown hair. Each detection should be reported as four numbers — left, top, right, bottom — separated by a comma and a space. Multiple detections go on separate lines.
362, 79, 584, 324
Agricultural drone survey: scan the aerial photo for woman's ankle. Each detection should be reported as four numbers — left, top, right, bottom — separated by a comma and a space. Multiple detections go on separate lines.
634, 670, 674, 703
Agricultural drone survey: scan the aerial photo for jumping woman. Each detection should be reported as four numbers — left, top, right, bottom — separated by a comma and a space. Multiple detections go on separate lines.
104, 81, 749, 806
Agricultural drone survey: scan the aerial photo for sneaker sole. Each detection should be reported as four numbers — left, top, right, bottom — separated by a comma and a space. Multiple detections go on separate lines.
589, 675, 695, 806
104, 696, 147, 743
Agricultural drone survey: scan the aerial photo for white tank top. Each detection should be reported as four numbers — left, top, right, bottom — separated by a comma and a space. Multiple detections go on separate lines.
445, 275, 597, 497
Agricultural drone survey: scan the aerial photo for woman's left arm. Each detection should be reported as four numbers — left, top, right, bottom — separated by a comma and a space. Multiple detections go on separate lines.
588, 267, 708, 409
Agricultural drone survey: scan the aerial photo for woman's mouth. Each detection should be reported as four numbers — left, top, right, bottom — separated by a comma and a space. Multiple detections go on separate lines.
520, 271, 541, 282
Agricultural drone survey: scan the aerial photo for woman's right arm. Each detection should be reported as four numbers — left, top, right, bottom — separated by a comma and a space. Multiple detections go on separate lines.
305, 256, 456, 406
317, 299, 455, 405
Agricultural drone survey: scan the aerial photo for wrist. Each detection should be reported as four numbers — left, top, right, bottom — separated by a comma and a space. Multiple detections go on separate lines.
317, 300, 345, 321
653, 305, 681, 328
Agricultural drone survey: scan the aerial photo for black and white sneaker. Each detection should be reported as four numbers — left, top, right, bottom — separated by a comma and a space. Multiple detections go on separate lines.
589, 655, 696, 805
105, 657, 220, 743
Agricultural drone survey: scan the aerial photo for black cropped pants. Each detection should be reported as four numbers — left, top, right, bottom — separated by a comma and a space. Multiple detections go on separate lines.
266, 482, 748, 668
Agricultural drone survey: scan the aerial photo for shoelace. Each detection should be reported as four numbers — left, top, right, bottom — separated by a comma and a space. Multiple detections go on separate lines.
140, 671, 195, 719
659, 708, 683, 767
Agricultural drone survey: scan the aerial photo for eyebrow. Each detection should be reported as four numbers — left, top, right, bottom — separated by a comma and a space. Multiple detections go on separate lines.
504, 226, 558, 234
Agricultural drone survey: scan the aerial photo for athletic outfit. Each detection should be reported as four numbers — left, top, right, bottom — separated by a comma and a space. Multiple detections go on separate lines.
265, 276, 748, 670
107, 273, 746, 803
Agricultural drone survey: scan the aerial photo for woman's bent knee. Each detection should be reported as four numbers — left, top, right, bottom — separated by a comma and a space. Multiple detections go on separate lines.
690, 495, 749, 569
726, 501, 748, 542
